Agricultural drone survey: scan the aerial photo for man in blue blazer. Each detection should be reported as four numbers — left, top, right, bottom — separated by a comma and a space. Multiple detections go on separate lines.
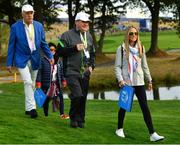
6, 4, 54, 118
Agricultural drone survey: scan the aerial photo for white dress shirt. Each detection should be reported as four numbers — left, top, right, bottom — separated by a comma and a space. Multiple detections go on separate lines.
23, 20, 36, 52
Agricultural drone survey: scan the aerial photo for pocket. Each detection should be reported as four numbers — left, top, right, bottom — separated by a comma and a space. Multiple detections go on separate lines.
83, 70, 90, 80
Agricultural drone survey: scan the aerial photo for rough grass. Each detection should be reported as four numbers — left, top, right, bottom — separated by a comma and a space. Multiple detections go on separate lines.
148, 52, 180, 85
90, 52, 180, 89
0, 83, 180, 144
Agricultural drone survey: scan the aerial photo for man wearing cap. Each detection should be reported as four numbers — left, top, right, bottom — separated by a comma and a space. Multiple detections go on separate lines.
6, 4, 54, 118
58, 11, 95, 128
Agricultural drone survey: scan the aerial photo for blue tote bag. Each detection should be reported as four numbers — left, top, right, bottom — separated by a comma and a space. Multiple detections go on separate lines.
118, 85, 135, 112
34, 88, 46, 108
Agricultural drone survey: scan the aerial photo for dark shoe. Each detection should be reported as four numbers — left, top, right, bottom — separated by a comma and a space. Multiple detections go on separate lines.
30, 109, 38, 118
44, 110, 48, 117
78, 122, 84, 128
25, 111, 31, 115
70, 120, 78, 128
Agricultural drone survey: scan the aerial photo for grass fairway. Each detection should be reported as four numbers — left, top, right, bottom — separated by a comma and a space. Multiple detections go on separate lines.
0, 83, 180, 144
103, 31, 180, 53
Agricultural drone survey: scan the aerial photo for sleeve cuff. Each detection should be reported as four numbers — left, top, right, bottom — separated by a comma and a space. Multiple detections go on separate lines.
36, 82, 41, 88
62, 80, 67, 84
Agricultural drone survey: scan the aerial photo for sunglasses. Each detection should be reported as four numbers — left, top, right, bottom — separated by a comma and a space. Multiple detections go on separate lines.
50, 49, 56, 51
129, 32, 138, 36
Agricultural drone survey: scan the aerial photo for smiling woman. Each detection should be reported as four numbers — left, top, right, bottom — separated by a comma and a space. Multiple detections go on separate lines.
114, 26, 165, 141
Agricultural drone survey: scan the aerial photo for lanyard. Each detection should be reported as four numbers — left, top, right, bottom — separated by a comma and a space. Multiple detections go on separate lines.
58, 40, 64, 47
80, 32, 87, 49
25, 24, 34, 41
80, 32, 90, 59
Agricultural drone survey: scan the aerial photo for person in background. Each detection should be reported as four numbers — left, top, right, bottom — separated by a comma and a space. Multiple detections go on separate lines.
36, 42, 69, 119
114, 26, 165, 142
6, 4, 54, 118
57, 12, 95, 128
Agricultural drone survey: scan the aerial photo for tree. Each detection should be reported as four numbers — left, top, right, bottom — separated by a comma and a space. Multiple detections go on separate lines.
158, 0, 180, 36
87, 0, 125, 53
125, 0, 169, 56
27, 0, 58, 26
28, 0, 44, 24
0, 0, 58, 27
177, 1, 180, 36
58, 0, 81, 29
60, 0, 125, 53
0, 0, 21, 26
87, 0, 98, 49
168, 0, 180, 37
68, 0, 81, 29
142, 0, 162, 56
0, 14, 2, 56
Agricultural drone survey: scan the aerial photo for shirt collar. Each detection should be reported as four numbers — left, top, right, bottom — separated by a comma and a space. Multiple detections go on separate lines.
23, 20, 33, 26
75, 27, 87, 34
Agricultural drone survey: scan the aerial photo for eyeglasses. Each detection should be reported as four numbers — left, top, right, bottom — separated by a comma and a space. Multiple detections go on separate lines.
129, 32, 138, 36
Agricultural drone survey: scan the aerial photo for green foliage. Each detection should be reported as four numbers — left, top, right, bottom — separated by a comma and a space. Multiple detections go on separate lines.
0, 24, 9, 56
0, 83, 180, 143
0, 0, 58, 26
0, 0, 21, 25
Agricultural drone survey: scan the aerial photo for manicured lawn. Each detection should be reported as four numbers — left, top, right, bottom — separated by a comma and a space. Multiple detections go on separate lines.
0, 83, 180, 144
103, 31, 180, 53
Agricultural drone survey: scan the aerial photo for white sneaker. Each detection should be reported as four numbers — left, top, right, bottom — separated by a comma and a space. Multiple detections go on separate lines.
115, 128, 125, 138
150, 132, 164, 142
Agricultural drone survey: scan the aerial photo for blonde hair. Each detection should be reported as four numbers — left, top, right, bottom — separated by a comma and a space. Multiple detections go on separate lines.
124, 26, 143, 59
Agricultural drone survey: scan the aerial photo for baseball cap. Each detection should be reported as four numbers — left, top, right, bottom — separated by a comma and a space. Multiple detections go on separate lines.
22, 4, 34, 12
75, 12, 91, 22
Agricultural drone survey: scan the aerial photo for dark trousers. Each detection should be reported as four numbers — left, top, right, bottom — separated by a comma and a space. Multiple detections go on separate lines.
42, 88, 50, 116
43, 98, 50, 116
43, 88, 65, 116
67, 71, 90, 123
118, 85, 155, 134
53, 90, 64, 115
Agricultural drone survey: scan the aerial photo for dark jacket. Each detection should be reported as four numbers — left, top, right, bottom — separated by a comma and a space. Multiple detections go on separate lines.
57, 28, 95, 77
36, 56, 66, 90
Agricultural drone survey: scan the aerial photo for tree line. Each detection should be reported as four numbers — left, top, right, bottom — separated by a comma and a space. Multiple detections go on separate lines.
0, 0, 179, 56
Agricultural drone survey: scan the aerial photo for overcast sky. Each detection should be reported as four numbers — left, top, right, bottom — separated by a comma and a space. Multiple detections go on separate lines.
126, 6, 174, 18
57, 5, 174, 19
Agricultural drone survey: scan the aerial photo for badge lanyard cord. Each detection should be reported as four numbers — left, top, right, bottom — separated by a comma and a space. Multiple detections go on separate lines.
25, 24, 34, 41
80, 32, 87, 75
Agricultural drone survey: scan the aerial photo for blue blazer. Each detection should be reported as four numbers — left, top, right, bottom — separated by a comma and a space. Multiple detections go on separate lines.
6, 20, 53, 70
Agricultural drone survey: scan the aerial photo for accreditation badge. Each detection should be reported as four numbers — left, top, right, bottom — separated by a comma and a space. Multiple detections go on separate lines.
84, 49, 90, 59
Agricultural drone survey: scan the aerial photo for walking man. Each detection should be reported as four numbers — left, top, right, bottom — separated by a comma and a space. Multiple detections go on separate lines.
58, 12, 95, 128
6, 4, 54, 118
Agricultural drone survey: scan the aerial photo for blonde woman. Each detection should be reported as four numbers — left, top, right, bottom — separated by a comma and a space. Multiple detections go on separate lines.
114, 26, 164, 141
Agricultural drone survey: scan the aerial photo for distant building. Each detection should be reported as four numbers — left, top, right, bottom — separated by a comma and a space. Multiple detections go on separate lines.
117, 17, 151, 32
139, 19, 151, 32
